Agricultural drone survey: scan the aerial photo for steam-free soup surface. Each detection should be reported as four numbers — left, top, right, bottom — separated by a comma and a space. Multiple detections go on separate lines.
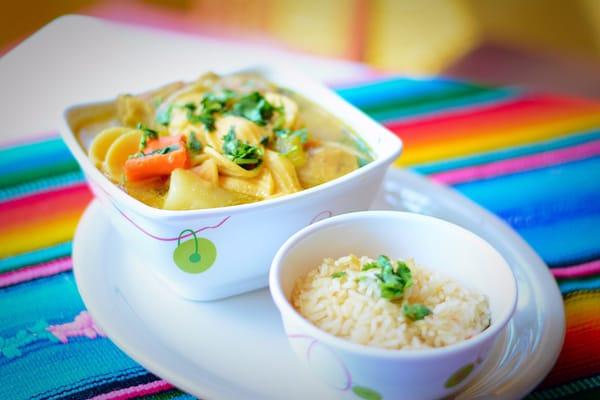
82, 72, 373, 210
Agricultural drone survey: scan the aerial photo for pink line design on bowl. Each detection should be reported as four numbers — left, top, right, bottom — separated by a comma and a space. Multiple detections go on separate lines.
92, 180, 230, 242
116, 208, 230, 241
309, 210, 333, 225
288, 333, 352, 392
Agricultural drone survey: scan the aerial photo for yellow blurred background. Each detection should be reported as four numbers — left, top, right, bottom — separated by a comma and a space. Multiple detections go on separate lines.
3, 0, 600, 97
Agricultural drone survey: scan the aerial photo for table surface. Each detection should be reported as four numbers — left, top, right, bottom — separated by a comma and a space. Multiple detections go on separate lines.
0, 15, 375, 144
1, 15, 599, 400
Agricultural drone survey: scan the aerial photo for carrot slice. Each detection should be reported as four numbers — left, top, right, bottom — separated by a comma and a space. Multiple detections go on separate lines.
305, 138, 321, 149
144, 135, 183, 152
124, 135, 189, 181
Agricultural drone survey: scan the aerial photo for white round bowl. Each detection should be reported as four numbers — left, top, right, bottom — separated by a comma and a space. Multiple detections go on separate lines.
269, 211, 518, 400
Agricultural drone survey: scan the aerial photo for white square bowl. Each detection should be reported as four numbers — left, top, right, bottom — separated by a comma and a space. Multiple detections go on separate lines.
60, 65, 402, 301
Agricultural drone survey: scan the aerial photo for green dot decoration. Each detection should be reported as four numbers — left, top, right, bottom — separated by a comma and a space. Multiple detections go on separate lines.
352, 385, 382, 400
173, 229, 217, 274
445, 363, 475, 388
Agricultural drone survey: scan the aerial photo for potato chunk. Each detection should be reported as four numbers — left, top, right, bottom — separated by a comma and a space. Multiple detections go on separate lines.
298, 145, 358, 188
164, 169, 254, 210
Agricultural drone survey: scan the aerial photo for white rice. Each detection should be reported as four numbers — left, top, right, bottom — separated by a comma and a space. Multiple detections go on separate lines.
292, 255, 490, 350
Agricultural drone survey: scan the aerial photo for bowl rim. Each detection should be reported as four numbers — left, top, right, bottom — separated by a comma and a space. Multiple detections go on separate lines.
269, 210, 518, 359
59, 64, 403, 221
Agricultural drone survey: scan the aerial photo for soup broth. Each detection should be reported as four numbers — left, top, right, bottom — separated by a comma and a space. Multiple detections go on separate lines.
79, 72, 373, 210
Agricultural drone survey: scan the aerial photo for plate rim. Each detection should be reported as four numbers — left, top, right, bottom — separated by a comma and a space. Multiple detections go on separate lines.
73, 169, 565, 400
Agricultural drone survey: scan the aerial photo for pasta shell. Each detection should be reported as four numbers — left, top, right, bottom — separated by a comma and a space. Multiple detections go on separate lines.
89, 127, 130, 168
104, 129, 142, 183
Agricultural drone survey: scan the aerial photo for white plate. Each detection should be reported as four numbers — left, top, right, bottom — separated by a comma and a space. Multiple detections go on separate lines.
73, 169, 565, 400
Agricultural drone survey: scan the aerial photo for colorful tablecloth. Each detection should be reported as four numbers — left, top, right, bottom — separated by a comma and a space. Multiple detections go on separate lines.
1, 77, 599, 400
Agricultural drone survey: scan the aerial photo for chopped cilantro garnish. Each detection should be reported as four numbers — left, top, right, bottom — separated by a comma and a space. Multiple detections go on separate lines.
136, 123, 159, 150
331, 271, 347, 279
129, 144, 180, 159
222, 128, 263, 169
188, 113, 216, 131
153, 145, 180, 155
370, 255, 413, 301
403, 304, 431, 321
184, 90, 235, 131
187, 131, 202, 153
202, 90, 234, 112
395, 260, 413, 288
229, 92, 277, 126
377, 255, 393, 269
183, 101, 213, 131
182, 102, 197, 112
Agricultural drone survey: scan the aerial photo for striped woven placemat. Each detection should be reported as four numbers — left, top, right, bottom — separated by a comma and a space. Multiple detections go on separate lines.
1, 77, 599, 399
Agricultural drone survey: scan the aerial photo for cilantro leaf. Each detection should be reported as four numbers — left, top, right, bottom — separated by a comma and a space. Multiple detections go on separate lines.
129, 144, 180, 159
373, 255, 413, 301
396, 261, 413, 289
380, 283, 403, 300
202, 90, 235, 112
377, 255, 393, 271
187, 131, 202, 153
221, 128, 237, 155
188, 112, 216, 131
153, 145, 180, 155
182, 103, 197, 112
184, 90, 235, 131
222, 128, 263, 169
331, 271, 347, 279
229, 92, 276, 126
403, 304, 431, 321
136, 123, 159, 150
